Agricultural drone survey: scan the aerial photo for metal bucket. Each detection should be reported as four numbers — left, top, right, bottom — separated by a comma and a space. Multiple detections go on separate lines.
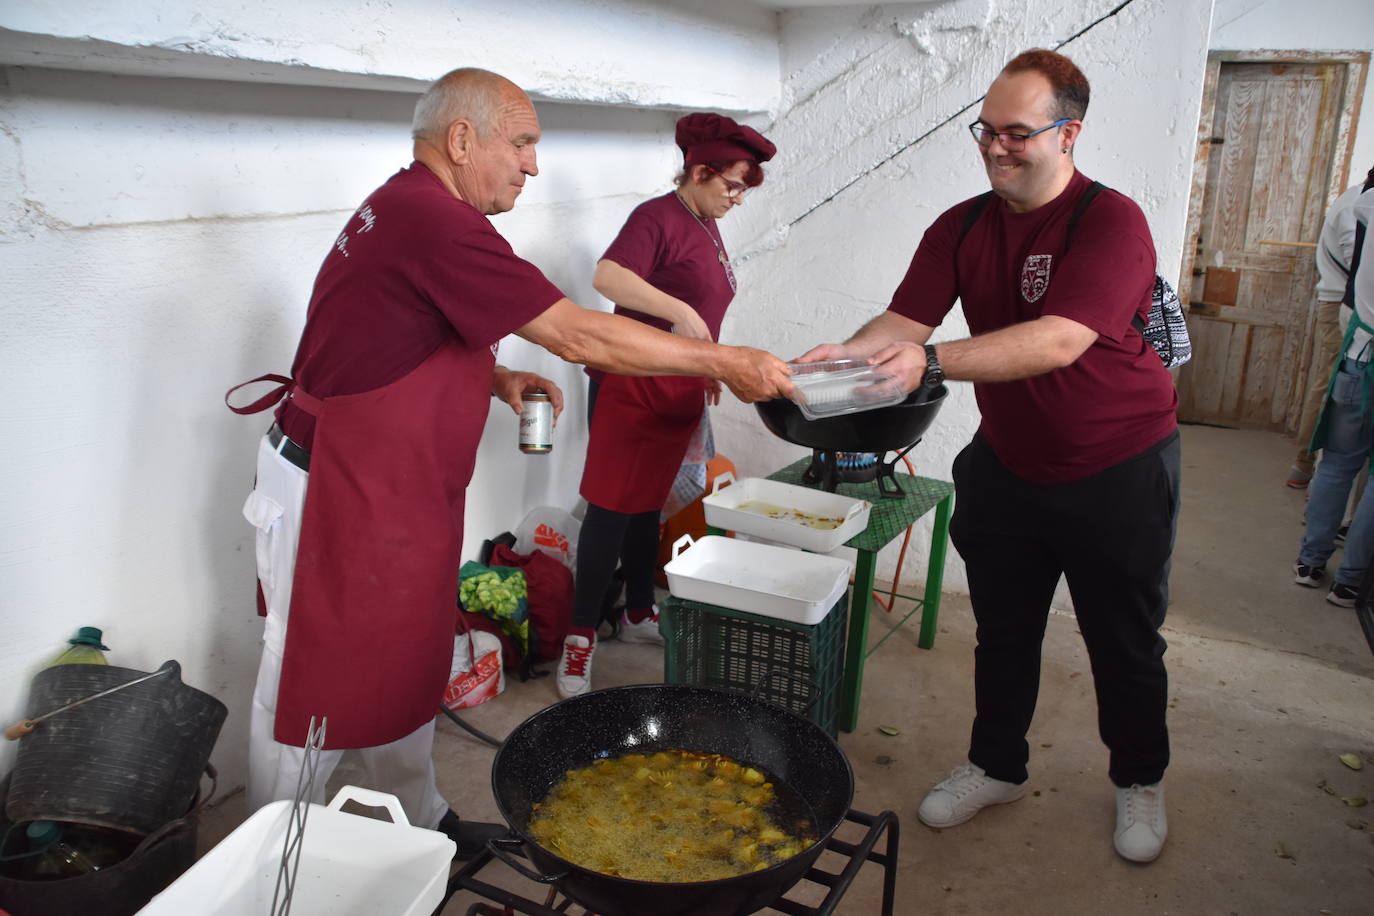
5, 661, 226, 836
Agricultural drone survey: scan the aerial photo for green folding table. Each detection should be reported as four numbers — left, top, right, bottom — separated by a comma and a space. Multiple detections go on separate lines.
711, 457, 954, 732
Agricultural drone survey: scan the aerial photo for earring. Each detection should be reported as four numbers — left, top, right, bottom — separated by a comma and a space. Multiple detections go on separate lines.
1061, 147, 1069, 153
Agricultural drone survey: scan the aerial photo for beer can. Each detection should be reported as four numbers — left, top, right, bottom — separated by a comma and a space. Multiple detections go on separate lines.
519, 392, 554, 454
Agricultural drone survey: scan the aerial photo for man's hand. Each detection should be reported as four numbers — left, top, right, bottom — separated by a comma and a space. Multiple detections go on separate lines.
719, 347, 794, 403
868, 340, 929, 393
491, 367, 565, 421
792, 342, 856, 364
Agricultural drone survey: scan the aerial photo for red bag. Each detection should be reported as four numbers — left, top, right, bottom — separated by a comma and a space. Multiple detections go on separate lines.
490, 543, 573, 667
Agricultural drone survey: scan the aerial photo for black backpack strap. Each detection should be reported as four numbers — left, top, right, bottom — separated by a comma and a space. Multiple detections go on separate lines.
1346, 213, 1367, 309
1063, 180, 1142, 332
1064, 180, 1105, 249
957, 191, 996, 247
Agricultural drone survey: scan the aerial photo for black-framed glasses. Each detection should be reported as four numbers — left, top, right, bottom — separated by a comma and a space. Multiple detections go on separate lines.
968, 118, 1071, 151
705, 168, 749, 199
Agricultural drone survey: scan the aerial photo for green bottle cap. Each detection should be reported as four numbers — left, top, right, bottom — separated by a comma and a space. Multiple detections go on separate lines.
69, 627, 110, 650
25, 821, 60, 850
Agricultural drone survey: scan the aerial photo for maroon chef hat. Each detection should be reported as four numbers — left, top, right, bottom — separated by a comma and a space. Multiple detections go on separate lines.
675, 113, 776, 168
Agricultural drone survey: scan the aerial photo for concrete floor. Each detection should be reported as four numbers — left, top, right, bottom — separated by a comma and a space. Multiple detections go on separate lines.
197, 424, 1374, 915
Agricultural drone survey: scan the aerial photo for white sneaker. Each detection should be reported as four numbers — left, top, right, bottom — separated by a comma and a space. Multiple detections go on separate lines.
617, 607, 664, 645
917, 762, 1026, 828
556, 635, 595, 699
1114, 782, 1167, 863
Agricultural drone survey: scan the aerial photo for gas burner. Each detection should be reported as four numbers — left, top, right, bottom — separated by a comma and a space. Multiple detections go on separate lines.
439, 809, 898, 916
802, 444, 920, 498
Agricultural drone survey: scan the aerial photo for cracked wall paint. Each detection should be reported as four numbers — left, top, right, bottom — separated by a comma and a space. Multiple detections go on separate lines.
0, 0, 782, 111
717, 0, 1216, 598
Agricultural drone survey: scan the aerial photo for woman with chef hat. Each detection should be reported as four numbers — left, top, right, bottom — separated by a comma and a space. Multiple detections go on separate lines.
556, 113, 777, 698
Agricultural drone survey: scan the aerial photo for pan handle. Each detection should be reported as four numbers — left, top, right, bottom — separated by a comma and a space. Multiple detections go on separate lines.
486, 835, 569, 884
750, 670, 821, 713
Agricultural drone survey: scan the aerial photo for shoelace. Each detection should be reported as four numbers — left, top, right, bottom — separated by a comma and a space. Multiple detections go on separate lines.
1123, 785, 1160, 824
562, 644, 593, 677
940, 764, 986, 798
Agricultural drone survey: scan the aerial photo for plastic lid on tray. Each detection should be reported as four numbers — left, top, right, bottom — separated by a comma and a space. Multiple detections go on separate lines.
786, 360, 907, 420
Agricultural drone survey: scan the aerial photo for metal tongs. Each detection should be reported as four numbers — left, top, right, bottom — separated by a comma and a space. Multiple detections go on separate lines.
4, 661, 175, 740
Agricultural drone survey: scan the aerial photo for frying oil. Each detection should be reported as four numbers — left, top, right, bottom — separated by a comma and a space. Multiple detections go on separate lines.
528, 750, 816, 883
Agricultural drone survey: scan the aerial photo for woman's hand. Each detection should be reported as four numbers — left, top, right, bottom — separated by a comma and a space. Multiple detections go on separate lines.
704, 378, 723, 406
491, 367, 565, 422
672, 306, 713, 341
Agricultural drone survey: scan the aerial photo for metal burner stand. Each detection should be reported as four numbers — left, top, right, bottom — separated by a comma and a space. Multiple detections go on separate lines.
804, 442, 922, 498
435, 808, 899, 916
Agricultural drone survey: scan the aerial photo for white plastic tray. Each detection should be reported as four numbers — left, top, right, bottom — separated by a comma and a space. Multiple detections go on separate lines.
702, 471, 871, 553
663, 534, 851, 625
137, 787, 455, 916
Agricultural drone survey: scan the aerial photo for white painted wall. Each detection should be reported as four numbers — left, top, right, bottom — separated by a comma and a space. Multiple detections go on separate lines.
1210, 0, 1374, 186
0, 2, 774, 794
1, 0, 1227, 796
716, 0, 1216, 603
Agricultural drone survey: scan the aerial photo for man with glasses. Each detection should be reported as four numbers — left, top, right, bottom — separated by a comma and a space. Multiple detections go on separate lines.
801, 49, 1179, 862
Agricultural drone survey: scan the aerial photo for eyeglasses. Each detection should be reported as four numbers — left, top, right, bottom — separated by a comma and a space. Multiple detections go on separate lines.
968, 118, 1071, 152
705, 168, 749, 199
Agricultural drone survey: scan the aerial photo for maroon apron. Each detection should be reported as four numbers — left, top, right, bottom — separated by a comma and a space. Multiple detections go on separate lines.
229, 338, 492, 749
580, 374, 707, 514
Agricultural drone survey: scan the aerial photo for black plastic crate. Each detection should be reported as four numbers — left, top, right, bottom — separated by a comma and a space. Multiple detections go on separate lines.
661, 595, 847, 737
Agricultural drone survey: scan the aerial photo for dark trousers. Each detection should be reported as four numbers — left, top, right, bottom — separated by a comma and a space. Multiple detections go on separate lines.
949, 431, 1181, 788
571, 378, 660, 628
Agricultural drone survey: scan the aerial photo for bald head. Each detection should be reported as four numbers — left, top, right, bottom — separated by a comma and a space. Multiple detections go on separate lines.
412, 67, 526, 143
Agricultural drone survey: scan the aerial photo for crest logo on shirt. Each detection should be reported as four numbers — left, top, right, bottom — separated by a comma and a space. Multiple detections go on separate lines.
1021, 255, 1053, 302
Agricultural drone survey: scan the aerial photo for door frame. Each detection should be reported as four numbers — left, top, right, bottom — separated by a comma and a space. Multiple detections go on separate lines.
1180, 50, 1368, 431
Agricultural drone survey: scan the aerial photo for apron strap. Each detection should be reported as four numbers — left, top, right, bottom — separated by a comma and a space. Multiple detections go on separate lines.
224, 374, 294, 415
1310, 312, 1374, 453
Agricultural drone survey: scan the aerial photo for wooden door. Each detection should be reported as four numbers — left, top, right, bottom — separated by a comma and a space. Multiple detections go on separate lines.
1177, 62, 1346, 430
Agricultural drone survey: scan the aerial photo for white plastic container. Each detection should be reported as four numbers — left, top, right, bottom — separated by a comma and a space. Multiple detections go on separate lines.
702, 471, 871, 553
137, 786, 456, 916
664, 535, 851, 625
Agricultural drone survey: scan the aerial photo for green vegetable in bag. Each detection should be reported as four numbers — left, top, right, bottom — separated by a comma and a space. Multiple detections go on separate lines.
459, 561, 531, 656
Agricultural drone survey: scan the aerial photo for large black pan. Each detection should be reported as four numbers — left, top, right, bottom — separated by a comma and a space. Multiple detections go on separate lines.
490, 684, 854, 916
756, 383, 948, 452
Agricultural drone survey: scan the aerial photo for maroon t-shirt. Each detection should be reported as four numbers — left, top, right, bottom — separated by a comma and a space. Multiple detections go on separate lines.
889, 171, 1178, 484
278, 163, 565, 448
587, 191, 737, 383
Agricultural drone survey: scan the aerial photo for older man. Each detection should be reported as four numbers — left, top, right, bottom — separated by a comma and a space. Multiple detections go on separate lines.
803, 49, 1179, 862
228, 68, 791, 856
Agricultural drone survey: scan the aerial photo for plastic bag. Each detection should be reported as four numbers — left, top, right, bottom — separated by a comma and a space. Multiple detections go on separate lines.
513, 506, 580, 571
442, 630, 504, 709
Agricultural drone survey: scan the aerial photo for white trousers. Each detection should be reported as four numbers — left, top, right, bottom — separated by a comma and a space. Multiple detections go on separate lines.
242, 433, 449, 829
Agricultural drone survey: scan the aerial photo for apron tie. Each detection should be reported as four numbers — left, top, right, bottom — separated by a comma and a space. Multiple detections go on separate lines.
225, 374, 324, 417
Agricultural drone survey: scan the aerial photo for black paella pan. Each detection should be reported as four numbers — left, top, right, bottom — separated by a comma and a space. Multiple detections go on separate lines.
490, 684, 855, 916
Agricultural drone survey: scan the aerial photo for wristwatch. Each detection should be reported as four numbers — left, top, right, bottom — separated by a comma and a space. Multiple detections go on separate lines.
921, 344, 944, 388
